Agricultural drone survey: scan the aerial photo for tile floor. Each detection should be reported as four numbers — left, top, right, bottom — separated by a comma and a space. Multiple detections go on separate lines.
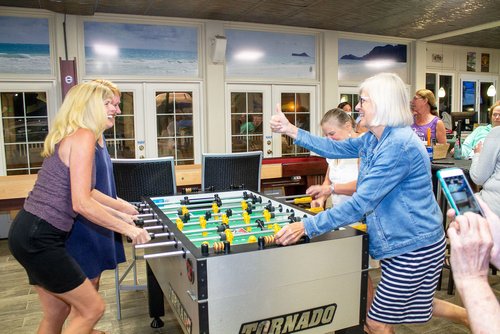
1, 238, 498, 333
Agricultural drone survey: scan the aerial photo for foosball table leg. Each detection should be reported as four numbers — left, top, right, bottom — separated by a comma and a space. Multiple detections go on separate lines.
147, 262, 165, 328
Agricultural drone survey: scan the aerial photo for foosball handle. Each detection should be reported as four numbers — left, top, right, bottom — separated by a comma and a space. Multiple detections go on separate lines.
150, 317, 164, 328
258, 236, 265, 249
127, 218, 146, 242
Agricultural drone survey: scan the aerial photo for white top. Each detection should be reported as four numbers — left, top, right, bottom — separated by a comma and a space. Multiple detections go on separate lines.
326, 157, 359, 206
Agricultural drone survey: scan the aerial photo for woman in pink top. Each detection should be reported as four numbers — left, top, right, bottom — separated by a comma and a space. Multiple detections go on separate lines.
411, 89, 447, 144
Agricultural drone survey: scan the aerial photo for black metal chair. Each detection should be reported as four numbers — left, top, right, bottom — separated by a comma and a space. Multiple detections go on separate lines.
201, 151, 262, 192
111, 157, 176, 323
112, 157, 176, 203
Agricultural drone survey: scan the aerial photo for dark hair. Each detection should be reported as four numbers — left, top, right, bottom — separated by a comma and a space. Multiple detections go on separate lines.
337, 102, 352, 110
321, 108, 355, 128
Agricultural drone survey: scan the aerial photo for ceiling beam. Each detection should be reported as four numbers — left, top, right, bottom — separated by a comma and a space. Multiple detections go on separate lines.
421, 20, 500, 41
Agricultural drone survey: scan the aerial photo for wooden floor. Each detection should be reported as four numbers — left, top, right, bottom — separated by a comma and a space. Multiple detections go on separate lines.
1, 238, 499, 334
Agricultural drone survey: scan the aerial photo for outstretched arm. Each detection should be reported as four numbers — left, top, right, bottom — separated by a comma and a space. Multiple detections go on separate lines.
270, 104, 299, 139
447, 211, 500, 334
307, 167, 331, 208
92, 190, 139, 215
66, 129, 150, 244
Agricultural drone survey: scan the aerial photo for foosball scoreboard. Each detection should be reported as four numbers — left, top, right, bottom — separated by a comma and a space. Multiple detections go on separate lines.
136, 190, 368, 334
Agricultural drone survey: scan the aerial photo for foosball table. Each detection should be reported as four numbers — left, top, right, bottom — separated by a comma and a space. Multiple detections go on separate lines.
135, 190, 368, 334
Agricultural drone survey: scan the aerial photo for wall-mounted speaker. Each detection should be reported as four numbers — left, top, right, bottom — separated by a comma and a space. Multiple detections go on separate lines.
211, 35, 227, 64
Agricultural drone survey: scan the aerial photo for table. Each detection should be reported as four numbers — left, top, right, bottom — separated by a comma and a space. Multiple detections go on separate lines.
431, 156, 472, 174
139, 190, 368, 334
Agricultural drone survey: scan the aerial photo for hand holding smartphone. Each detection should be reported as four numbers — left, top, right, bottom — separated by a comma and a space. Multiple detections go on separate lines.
437, 167, 484, 216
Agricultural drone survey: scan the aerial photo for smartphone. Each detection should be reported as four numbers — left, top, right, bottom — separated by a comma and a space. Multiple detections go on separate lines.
436, 167, 484, 216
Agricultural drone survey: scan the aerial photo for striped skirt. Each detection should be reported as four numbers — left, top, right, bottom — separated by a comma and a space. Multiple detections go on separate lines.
368, 236, 446, 324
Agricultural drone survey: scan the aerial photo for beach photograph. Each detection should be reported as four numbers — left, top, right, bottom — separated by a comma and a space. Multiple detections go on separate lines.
84, 22, 198, 77
0, 16, 51, 75
338, 39, 408, 83
225, 29, 316, 79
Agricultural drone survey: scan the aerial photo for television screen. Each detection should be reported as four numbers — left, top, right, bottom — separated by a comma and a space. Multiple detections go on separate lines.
462, 81, 476, 108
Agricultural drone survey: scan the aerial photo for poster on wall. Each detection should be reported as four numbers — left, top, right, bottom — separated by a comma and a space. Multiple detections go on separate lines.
466, 52, 476, 72
431, 53, 443, 64
481, 53, 489, 72
225, 29, 316, 79
0, 16, 51, 74
84, 22, 198, 77
338, 39, 408, 83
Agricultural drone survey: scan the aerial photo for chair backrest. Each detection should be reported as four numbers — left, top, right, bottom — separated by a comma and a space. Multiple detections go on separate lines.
112, 157, 176, 202
202, 151, 262, 192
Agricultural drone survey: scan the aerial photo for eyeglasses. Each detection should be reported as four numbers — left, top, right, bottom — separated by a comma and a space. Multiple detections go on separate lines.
492, 113, 500, 119
359, 96, 370, 107
413, 95, 424, 101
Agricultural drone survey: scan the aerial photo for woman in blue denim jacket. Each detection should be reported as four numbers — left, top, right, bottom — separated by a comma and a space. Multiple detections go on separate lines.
270, 73, 468, 334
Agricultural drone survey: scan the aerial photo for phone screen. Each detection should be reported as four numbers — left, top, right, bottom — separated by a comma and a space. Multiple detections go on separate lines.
442, 174, 483, 215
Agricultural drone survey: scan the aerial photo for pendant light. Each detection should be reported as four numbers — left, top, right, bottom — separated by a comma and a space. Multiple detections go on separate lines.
438, 44, 445, 98
487, 84, 496, 97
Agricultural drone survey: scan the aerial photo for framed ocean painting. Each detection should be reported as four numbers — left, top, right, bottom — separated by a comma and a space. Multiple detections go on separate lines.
338, 39, 408, 83
225, 29, 316, 79
0, 16, 51, 75
84, 21, 198, 77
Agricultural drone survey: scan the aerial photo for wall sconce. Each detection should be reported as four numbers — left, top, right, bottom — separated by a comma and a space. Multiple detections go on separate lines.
487, 84, 496, 97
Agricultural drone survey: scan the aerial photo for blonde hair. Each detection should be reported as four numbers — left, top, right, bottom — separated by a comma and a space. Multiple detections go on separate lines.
92, 79, 121, 96
321, 108, 355, 128
359, 73, 413, 127
42, 81, 113, 157
415, 89, 438, 115
489, 100, 500, 121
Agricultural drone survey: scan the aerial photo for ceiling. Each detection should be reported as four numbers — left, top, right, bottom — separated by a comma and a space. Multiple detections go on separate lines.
1, 0, 500, 49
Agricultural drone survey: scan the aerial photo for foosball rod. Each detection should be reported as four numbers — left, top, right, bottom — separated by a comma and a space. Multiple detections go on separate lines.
273, 194, 308, 199
180, 211, 293, 227
185, 218, 293, 236
273, 194, 313, 205
135, 240, 178, 249
176, 191, 258, 205
157, 195, 262, 211
188, 228, 283, 243
144, 250, 187, 260
138, 218, 161, 224
161, 199, 272, 217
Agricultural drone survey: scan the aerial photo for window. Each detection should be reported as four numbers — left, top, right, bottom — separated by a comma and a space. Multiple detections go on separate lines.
104, 91, 136, 158
156, 91, 194, 165
281, 92, 310, 157
1, 92, 48, 175
339, 93, 359, 119
230, 92, 263, 153
426, 73, 453, 117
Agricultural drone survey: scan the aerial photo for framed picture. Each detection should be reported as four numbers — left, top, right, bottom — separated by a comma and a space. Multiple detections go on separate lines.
225, 29, 316, 79
0, 16, 51, 75
338, 39, 408, 83
466, 52, 476, 72
481, 53, 490, 72
431, 53, 443, 63
84, 21, 198, 77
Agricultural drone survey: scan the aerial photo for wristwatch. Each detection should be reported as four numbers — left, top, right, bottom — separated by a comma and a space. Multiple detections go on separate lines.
329, 183, 335, 194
